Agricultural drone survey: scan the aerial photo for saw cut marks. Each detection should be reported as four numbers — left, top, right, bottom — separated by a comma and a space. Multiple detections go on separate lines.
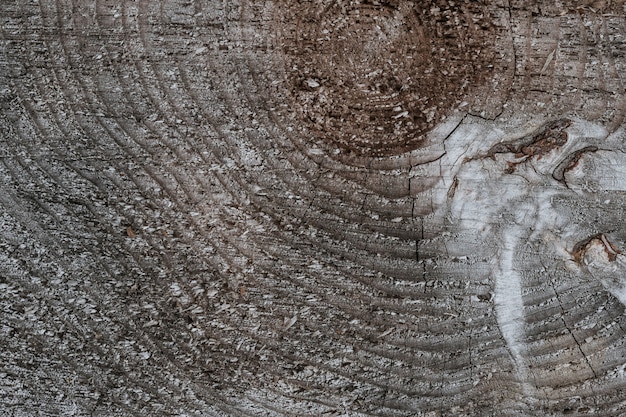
4, 0, 626, 416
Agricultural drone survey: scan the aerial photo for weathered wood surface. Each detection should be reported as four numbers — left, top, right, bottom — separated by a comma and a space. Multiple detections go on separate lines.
2, 1, 626, 416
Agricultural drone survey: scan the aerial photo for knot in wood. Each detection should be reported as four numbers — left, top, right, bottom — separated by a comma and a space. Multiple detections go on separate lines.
278, 0, 501, 156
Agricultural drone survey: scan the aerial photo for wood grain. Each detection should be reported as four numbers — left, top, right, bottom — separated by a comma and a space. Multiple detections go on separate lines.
2, 1, 626, 416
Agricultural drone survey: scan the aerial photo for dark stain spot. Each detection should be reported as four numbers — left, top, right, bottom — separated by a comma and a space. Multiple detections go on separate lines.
277, 0, 503, 156
477, 293, 492, 302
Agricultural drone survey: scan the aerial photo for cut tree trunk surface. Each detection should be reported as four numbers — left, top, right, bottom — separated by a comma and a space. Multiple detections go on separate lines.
2, 1, 626, 416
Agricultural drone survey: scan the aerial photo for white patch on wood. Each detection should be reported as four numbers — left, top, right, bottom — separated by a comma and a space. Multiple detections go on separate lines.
437, 115, 624, 392
540, 49, 556, 74
495, 225, 532, 389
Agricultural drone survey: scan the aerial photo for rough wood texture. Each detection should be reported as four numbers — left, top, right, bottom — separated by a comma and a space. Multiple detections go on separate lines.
2, 1, 626, 416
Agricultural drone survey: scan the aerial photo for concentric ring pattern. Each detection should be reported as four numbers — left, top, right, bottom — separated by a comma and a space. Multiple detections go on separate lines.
2, 1, 626, 416
273, 0, 508, 156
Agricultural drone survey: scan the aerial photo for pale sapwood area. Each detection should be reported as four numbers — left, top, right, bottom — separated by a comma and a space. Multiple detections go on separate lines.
3, 1, 626, 416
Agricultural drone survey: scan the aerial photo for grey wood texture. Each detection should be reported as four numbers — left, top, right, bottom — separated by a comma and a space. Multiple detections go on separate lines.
2, 1, 626, 416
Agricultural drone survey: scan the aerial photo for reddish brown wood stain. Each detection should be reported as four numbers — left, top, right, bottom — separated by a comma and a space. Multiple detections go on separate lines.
278, 1, 506, 156
571, 233, 622, 264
